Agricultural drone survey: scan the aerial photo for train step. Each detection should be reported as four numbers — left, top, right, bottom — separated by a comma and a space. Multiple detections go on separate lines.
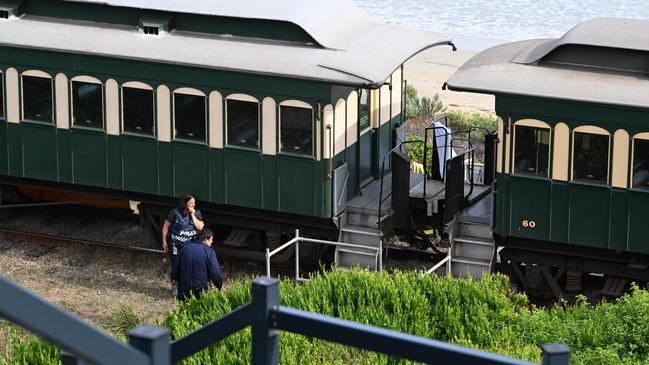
334, 247, 379, 270
453, 236, 495, 261
451, 255, 492, 279
457, 220, 492, 239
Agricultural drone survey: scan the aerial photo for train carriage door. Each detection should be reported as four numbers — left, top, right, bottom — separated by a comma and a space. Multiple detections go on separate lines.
358, 89, 374, 187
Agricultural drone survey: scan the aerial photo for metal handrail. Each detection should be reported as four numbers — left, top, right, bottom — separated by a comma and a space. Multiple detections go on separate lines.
376, 140, 426, 225
450, 137, 476, 201
266, 230, 382, 281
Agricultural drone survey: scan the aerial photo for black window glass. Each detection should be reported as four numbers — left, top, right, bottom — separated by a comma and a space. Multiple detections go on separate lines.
72, 81, 103, 129
0, 73, 4, 119
573, 132, 609, 183
359, 89, 370, 130
122, 87, 154, 135
280, 105, 313, 155
23, 75, 53, 123
514, 126, 550, 176
633, 139, 649, 189
227, 99, 259, 148
174, 93, 206, 142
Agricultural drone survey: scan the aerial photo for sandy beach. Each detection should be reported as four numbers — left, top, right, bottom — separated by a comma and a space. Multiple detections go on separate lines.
403, 46, 495, 114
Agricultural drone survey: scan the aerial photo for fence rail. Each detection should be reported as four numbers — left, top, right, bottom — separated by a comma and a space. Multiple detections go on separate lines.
0, 275, 570, 365
265, 229, 382, 281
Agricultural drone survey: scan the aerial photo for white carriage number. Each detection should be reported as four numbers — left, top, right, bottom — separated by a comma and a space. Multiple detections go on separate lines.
522, 219, 536, 229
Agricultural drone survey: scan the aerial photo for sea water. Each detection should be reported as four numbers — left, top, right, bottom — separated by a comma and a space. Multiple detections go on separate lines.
354, 0, 649, 50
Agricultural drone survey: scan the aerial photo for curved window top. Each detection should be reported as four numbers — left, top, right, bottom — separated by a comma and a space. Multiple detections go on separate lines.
634, 132, 649, 141
514, 119, 551, 129
280, 99, 312, 109
227, 93, 259, 103
122, 81, 153, 90
71, 75, 102, 84
22, 70, 51, 79
574, 125, 609, 136
174, 87, 206, 97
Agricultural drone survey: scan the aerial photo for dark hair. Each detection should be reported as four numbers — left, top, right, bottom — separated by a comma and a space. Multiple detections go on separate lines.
196, 228, 214, 242
179, 194, 196, 210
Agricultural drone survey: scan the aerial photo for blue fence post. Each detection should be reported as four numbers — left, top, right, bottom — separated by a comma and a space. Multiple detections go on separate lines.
128, 325, 171, 365
251, 277, 280, 365
60, 351, 87, 365
541, 344, 570, 365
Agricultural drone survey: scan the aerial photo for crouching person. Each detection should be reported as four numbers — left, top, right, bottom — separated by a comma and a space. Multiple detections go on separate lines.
171, 228, 222, 301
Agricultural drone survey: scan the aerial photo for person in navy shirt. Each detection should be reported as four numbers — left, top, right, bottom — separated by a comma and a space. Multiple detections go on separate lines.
162, 194, 205, 273
172, 228, 222, 301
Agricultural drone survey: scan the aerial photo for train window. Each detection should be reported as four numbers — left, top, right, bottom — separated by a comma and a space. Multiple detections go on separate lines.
71, 81, 103, 129
573, 132, 610, 183
226, 99, 259, 148
122, 87, 154, 135
280, 105, 313, 155
359, 89, 370, 130
174, 93, 206, 142
514, 126, 550, 176
22, 75, 53, 123
0, 72, 4, 119
632, 139, 649, 189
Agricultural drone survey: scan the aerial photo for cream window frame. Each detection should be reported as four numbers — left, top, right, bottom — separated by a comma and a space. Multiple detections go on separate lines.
120, 81, 155, 136
20, 70, 53, 123
571, 125, 611, 184
0, 70, 4, 120
278, 99, 314, 157
511, 119, 552, 177
631, 132, 649, 190
172, 87, 207, 143
225, 93, 260, 149
69, 75, 104, 130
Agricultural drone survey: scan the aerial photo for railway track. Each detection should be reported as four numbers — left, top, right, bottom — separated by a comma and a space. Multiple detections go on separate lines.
0, 228, 165, 256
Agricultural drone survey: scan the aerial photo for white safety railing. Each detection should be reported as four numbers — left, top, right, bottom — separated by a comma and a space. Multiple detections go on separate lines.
266, 230, 382, 283
424, 250, 451, 276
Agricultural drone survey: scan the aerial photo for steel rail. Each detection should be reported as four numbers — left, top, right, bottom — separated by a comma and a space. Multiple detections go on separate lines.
0, 228, 165, 255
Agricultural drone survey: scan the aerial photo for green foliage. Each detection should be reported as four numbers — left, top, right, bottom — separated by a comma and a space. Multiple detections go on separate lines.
403, 85, 498, 163
403, 133, 434, 173
404, 85, 446, 133
6, 272, 649, 364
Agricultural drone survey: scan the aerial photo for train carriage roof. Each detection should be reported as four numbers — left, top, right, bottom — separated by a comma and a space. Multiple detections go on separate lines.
0, 0, 451, 87
446, 18, 649, 109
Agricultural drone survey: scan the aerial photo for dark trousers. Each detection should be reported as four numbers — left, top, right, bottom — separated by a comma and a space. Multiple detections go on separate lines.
169, 244, 184, 281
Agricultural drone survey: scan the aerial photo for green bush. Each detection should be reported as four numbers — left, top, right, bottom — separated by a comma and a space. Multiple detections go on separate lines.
6, 272, 649, 364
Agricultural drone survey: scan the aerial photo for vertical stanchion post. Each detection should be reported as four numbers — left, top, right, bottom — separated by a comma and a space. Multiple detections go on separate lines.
295, 241, 300, 283
541, 344, 570, 365
251, 277, 280, 365
60, 352, 86, 365
266, 248, 271, 278
128, 325, 170, 365
294, 229, 300, 283
378, 239, 383, 272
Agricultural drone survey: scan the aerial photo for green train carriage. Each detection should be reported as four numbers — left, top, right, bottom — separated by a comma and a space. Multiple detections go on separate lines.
447, 18, 649, 295
0, 0, 451, 256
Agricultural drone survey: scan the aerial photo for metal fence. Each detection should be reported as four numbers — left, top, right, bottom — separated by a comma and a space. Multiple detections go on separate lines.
0, 275, 570, 365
